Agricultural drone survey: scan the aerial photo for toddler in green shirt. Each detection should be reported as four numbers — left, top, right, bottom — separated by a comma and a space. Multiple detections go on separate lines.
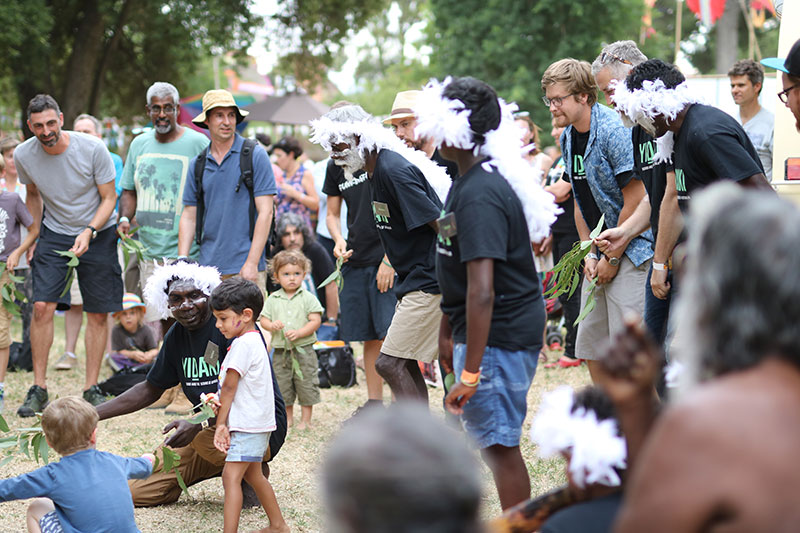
260, 249, 324, 429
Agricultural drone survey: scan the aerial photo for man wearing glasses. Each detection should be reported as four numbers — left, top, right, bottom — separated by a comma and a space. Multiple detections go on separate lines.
541, 59, 651, 383
118, 82, 209, 338
763, 38, 800, 132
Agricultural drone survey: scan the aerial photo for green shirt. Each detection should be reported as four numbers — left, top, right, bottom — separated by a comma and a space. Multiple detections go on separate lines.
261, 288, 324, 348
120, 128, 208, 259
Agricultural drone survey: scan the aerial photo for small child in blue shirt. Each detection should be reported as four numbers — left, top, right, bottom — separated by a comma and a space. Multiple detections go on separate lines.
0, 396, 154, 532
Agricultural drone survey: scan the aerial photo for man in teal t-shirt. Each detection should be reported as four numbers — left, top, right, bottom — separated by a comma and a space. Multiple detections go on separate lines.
118, 81, 208, 326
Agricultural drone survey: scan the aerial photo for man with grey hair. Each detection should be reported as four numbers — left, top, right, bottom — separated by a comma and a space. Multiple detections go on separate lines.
728, 59, 773, 180
591, 41, 675, 353
606, 183, 800, 531
312, 103, 448, 404
322, 403, 482, 532
118, 83, 208, 329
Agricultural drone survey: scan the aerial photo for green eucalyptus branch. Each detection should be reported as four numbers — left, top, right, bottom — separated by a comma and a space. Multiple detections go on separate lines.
54, 250, 80, 298
119, 227, 148, 270
318, 255, 344, 293
0, 413, 50, 468
0, 262, 26, 317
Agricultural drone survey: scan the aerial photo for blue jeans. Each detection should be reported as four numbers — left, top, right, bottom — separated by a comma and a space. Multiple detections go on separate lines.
644, 265, 673, 346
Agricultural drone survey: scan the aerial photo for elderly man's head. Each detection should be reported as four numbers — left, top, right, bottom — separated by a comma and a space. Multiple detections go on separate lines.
320, 104, 373, 181
143, 262, 221, 329
323, 403, 482, 533
679, 183, 800, 386
146, 82, 181, 136
276, 212, 313, 251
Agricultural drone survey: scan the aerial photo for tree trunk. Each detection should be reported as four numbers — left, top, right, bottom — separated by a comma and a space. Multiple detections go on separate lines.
60, 1, 106, 128
715, 0, 740, 73
89, 0, 135, 116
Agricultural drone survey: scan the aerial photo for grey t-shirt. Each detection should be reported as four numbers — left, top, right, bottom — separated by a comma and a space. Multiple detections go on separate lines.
15, 131, 116, 235
0, 191, 33, 261
739, 106, 774, 182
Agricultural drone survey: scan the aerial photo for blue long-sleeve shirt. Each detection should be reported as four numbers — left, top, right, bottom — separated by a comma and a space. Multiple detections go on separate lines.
0, 448, 152, 533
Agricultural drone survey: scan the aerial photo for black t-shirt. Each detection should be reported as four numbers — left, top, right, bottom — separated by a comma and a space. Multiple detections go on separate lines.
436, 163, 545, 351
431, 148, 460, 180
632, 125, 672, 247
267, 240, 334, 309
567, 129, 604, 231
147, 317, 287, 458
540, 491, 623, 533
370, 149, 442, 297
321, 160, 384, 267
546, 155, 578, 236
673, 104, 764, 213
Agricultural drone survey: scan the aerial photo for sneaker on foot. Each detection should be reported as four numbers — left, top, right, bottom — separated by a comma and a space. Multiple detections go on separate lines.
54, 352, 78, 370
83, 384, 108, 406
17, 385, 48, 417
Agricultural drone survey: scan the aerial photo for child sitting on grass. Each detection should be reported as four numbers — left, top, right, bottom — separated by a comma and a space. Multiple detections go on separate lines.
0, 152, 38, 412
260, 249, 323, 430
210, 277, 289, 533
107, 293, 158, 372
0, 396, 154, 532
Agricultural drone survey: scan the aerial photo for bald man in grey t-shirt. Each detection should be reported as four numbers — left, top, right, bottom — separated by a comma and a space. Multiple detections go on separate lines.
12, 94, 121, 417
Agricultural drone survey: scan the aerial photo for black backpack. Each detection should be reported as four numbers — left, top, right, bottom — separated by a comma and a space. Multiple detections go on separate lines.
316, 345, 357, 388
193, 138, 277, 248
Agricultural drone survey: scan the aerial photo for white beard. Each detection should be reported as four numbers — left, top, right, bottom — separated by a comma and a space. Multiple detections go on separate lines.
334, 147, 366, 181
636, 116, 657, 137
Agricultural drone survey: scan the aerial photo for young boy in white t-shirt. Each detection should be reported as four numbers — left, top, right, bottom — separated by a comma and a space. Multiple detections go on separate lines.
210, 277, 289, 533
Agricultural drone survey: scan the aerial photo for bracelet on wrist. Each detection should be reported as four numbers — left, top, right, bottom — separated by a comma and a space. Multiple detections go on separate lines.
586, 252, 599, 261
652, 262, 668, 271
381, 259, 392, 268
118, 216, 130, 224
460, 369, 481, 387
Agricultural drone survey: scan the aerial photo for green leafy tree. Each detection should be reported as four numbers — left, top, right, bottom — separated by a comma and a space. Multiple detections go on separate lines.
0, 0, 261, 134
427, 0, 644, 144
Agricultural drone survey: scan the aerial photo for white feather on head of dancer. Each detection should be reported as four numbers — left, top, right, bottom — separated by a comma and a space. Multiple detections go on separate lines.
530, 386, 627, 489
611, 78, 705, 164
143, 260, 221, 319
414, 77, 561, 242
309, 105, 451, 204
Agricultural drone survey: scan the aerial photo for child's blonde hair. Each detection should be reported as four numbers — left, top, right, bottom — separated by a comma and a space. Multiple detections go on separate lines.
41, 397, 99, 455
269, 249, 311, 285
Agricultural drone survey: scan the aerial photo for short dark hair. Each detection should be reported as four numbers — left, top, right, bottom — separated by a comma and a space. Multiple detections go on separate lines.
626, 59, 686, 91
442, 77, 501, 146
273, 136, 303, 159
209, 277, 264, 316
572, 386, 619, 424
728, 59, 765, 94
27, 94, 61, 120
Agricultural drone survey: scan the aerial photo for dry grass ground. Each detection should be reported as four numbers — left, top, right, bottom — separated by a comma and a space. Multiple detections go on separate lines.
0, 318, 590, 532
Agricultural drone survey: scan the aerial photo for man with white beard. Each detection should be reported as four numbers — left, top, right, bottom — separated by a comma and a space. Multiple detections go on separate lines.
313, 104, 450, 404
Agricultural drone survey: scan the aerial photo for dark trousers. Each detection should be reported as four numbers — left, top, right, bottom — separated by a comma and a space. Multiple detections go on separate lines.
552, 232, 581, 358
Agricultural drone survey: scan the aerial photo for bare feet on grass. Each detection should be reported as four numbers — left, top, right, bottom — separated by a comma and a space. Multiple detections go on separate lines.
254, 524, 290, 533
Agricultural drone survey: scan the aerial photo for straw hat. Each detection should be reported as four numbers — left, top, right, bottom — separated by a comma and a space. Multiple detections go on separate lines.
382, 90, 421, 124
192, 89, 249, 129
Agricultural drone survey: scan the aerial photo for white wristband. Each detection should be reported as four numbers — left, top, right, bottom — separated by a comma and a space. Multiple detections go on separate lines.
118, 216, 130, 224
586, 252, 599, 261
652, 262, 668, 271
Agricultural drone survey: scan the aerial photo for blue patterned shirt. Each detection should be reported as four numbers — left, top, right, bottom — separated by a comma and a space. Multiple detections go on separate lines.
562, 103, 653, 267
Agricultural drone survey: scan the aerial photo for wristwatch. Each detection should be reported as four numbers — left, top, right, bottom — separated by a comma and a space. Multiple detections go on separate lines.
201, 419, 210, 430
607, 256, 620, 267
85, 225, 98, 240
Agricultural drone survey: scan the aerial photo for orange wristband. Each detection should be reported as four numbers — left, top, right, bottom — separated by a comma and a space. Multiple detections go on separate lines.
460, 369, 481, 386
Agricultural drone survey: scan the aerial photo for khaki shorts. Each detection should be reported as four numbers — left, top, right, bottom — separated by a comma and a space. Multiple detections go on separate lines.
273, 345, 320, 406
221, 271, 268, 304
575, 257, 649, 360
0, 270, 11, 349
129, 425, 271, 507
381, 290, 442, 363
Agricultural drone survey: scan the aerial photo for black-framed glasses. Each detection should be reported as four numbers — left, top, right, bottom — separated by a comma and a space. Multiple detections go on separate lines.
148, 104, 176, 115
778, 83, 800, 104
600, 51, 633, 66
542, 93, 576, 108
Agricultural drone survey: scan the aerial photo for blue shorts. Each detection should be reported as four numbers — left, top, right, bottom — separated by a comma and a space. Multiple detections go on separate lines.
453, 343, 538, 448
40, 511, 63, 533
338, 264, 396, 342
226, 431, 270, 462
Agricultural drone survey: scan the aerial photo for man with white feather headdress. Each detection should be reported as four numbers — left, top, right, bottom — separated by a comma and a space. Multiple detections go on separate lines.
311, 104, 449, 403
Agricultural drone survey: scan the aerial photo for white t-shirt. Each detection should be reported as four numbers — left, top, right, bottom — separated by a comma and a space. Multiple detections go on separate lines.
739, 106, 774, 182
219, 330, 276, 433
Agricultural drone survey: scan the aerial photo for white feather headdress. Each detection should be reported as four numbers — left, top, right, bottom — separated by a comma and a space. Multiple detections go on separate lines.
530, 386, 627, 489
414, 78, 561, 242
309, 114, 451, 204
143, 261, 222, 319
611, 79, 705, 164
